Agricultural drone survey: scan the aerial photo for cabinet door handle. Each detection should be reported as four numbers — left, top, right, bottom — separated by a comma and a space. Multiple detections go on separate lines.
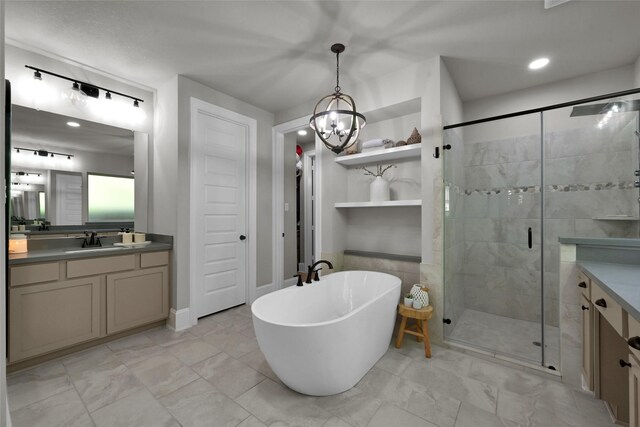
578, 281, 587, 289
527, 227, 532, 249
628, 336, 640, 351
594, 298, 607, 308
239, 235, 246, 241
581, 305, 589, 311
620, 359, 632, 368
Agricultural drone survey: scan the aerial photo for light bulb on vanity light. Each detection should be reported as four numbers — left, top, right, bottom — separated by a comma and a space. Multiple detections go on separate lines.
130, 99, 146, 124
22, 70, 54, 111
63, 82, 88, 107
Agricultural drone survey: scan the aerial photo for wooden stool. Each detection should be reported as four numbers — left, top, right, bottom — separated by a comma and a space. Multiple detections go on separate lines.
395, 304, 433, 358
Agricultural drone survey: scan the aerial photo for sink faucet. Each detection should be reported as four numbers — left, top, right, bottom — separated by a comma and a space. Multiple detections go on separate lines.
82, 231, 102, 248
305, 260, 334, 284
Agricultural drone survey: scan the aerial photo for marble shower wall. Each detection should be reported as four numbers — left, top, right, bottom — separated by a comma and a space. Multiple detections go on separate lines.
462, 133, 546, 324
457, 117, 639, 328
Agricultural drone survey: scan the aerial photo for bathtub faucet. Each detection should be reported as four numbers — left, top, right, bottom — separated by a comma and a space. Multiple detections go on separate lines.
305, 260, 334, 284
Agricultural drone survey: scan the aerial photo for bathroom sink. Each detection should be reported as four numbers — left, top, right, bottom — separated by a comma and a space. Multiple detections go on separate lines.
65, 247, 127, 254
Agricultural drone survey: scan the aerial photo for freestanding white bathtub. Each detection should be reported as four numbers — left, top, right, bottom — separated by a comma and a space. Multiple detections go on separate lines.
251, 270, 401, 396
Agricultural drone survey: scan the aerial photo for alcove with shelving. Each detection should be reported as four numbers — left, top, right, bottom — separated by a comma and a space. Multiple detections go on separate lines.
332, 98, 422, 258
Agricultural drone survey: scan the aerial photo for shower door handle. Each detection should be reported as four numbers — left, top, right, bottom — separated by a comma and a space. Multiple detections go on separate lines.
527, 228, 532, 249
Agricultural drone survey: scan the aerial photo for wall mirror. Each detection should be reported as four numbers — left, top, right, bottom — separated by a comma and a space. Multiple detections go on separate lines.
10, 105, 144, 228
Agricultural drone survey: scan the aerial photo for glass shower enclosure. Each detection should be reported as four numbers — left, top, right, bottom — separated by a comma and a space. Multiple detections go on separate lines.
443, 90, 640, 369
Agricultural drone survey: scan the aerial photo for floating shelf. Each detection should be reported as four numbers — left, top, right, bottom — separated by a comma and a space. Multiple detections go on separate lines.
335, 200, 422, 208
335, 144, 421, 166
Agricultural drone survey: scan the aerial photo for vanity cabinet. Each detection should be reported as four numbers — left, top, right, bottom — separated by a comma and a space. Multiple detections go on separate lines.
8, 250, 171, 365
9, 276, 102, 362
106, 266, 169, 334
629, 316, 640, 427
579, 266, 634, 425
630, 354, 640, 427
578, 270, 593, 390
581, 293, 594, 390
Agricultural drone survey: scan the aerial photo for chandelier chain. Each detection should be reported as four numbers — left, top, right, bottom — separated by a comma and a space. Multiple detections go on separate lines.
335, 50, 341, 93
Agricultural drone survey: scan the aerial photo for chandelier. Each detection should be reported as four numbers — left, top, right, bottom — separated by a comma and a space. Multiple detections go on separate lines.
309, 43, 366, 154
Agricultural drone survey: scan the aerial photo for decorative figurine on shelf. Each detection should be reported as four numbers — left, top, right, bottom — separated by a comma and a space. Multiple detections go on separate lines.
407, 127, 421, 145
345, 144, 360, 155
383, 139, 395, 149
360, 163, 397, 202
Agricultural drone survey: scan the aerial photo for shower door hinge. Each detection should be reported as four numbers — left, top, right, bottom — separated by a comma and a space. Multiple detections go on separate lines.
434, 144, 452, 159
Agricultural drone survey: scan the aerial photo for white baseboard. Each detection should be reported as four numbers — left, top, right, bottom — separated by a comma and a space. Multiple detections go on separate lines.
167, 308, 191, 331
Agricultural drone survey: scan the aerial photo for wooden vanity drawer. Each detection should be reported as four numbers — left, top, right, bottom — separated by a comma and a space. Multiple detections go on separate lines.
628, 316, 640, 361
577, 269, 591, 301
10, 263, 59, 286
67, 254, 136, 278
141, 251, 169, 268
592, 280, 627, 337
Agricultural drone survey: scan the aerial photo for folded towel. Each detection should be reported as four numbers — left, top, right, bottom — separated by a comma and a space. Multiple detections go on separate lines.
361, 146, 385, 153
361, 138, 385, 148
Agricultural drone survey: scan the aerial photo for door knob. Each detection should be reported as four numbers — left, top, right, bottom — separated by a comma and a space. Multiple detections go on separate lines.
239, 235, 246, 241
581, 305, 589, 311
620, 359, 632, 368
578, 281, 587, 289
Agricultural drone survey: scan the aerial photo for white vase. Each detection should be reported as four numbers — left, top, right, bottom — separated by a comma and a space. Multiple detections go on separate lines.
370, 176, 390, 202
410, 284, 429, 307
404, 297, 413, 307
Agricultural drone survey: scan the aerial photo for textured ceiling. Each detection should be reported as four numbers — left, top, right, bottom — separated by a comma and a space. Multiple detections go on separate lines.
6, 1, 640, 113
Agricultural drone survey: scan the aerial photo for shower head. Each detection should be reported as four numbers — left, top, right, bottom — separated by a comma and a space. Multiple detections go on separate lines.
570, 100, 640, 117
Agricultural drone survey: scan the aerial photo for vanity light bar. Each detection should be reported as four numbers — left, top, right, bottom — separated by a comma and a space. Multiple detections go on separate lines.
12, 171, 42, 177
15, 147, 74, 159
25, 65, 144, 107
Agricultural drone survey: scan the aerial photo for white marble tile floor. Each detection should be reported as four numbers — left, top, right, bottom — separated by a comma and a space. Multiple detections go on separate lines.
7, 304, 613, 427
447, 309, 560, 369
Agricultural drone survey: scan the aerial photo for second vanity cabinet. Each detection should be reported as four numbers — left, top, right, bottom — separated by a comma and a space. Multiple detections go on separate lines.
579, 266, 636, 426
578, 269, 594, 390
9, 251, 170, 364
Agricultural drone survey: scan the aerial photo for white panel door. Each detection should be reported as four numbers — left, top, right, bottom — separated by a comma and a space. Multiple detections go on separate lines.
55, 173, 82, 225
193, 106, 248, 318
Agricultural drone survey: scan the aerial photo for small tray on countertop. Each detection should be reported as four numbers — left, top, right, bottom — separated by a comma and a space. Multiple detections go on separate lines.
113, 241, 152, 248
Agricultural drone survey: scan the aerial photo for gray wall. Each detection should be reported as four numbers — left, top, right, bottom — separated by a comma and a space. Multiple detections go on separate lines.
283, 132, 298, 278
153, 75, 275, 311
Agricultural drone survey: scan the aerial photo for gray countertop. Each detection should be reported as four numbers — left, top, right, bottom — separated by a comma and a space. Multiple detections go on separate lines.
9, 242, 173, 265
578, 261, 640, 321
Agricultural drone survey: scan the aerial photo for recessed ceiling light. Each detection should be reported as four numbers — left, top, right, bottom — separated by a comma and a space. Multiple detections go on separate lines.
66, 121, 80, 127
528, 57, 550, 70
297, 129, 308, 136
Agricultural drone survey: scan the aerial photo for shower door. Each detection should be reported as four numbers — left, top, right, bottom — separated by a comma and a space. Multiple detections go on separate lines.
443, 114, 547, 367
